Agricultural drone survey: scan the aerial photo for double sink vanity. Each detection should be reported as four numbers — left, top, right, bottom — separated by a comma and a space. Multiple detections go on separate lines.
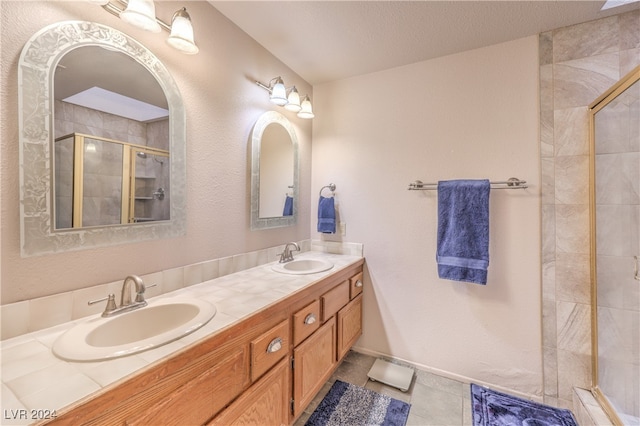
2, 250, 364, 426
10, 18, 364, 426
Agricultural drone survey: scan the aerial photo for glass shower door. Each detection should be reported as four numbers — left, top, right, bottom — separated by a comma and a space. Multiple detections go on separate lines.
591, 66, 640, 426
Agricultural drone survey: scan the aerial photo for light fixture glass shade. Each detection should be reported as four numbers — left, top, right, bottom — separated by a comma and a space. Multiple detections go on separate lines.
85, 142, 97, 153
284, 86, 302, 112
297, 95, 314, 119
167, 8, 199, 54
87, 0, 110, 5
270, 78, 288, 106
120, 0, 161, 33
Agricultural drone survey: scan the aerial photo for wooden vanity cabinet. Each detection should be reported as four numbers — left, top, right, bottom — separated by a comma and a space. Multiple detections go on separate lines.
45, 259, 364, 426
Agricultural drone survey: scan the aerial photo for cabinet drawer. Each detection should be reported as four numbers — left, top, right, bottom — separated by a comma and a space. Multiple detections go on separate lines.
350, 272, 364, 299
293, 300, 320, 346
321, 280, 350, 322
250, 320, 289, 382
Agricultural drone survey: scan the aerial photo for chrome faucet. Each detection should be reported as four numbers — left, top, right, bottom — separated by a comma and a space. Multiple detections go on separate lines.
279, 242, 300, 263
89, 275, 154, 317
121, 275, 146, 306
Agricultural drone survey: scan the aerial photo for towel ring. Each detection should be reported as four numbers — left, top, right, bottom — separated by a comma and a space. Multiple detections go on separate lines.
319, 183, 336, 197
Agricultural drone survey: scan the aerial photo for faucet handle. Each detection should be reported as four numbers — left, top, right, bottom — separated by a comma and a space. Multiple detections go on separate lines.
88, 294, 117, 316
134, 283, 157, 303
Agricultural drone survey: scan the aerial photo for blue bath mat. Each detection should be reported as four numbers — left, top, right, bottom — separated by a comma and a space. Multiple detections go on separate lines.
306, 380, 411, 426
471, 383, 577, 426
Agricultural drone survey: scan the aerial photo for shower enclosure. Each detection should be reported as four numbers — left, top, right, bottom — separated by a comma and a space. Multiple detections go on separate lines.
54, 133, 170, 228
589, 65, 640, 426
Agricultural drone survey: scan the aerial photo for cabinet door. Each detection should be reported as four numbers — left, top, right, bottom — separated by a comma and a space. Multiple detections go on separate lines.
293, 317, 337, 416
337, 294, 362, 361
126, 346, 250, 425
208, 359, 289, 426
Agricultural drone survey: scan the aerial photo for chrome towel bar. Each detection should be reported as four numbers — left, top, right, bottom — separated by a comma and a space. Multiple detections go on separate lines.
408, 177, 527, 190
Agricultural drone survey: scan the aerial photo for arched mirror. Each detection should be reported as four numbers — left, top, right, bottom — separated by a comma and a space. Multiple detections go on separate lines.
250, 111, 299, 230
18, 21, 186, 257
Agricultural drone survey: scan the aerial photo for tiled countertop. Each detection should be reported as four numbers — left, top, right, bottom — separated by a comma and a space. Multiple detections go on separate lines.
0, 251, 363, 425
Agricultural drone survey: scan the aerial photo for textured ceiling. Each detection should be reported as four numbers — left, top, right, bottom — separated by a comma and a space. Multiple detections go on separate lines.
210, 1, 639, 85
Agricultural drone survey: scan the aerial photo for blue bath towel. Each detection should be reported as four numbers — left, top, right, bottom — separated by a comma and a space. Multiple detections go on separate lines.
437, 180, 490, 285
283, 195, 293, 216
317, 196, 336, 233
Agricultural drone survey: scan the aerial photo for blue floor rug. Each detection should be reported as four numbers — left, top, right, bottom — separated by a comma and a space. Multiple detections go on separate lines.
471, 383, 577, 426
306, 380, 411, 426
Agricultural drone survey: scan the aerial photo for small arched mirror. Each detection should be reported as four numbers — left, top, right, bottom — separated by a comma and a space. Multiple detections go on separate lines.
18, 21, 186, 257
250, 111, 299, 230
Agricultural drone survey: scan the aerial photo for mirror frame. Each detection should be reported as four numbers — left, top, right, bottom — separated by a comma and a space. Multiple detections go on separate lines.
18, 21, 186, 257
250, 111, 299, 230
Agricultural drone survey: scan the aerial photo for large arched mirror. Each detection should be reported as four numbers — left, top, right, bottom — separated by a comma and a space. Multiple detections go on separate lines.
18, 21, 186, 257
250, 111, 299, 230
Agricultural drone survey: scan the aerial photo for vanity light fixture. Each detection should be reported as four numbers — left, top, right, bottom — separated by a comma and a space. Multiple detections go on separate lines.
256, 77, 314, 119
93, 0, 199, 54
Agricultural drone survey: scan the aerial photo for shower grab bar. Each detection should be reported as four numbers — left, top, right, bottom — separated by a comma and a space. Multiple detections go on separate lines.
408, 177, 528, 190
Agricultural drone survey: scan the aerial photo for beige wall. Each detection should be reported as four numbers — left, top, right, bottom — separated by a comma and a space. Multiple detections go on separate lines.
0, 1, 313, 303
312, 36, 543, 396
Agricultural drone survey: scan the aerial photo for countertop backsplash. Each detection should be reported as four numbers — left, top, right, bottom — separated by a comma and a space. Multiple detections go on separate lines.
1, 240, 364, 341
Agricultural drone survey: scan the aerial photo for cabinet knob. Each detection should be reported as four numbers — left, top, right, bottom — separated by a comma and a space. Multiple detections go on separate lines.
304, 313, 317, 325
267, 337, 283, 353
355, 280, 363, 288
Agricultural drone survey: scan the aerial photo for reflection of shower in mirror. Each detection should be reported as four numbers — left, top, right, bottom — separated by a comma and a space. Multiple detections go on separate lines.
137, 151, 165, 164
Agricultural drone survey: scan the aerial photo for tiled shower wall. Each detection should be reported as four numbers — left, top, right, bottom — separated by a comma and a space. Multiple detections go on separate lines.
540, 8, 639, 410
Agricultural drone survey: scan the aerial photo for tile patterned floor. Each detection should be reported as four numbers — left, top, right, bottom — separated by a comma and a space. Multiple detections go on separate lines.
295, 351, 473, 426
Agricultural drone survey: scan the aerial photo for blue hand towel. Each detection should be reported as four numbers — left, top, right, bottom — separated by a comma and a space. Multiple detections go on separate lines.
317, 196, 336, 233
283, 195, 293, 216
436, 179, 490, 285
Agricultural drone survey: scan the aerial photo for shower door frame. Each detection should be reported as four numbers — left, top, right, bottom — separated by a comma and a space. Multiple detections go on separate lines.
589, 65, 640, 426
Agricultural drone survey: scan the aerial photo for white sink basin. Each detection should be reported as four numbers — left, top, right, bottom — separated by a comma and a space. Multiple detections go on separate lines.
53, 298, 216, 361
272, 258, 334, 275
